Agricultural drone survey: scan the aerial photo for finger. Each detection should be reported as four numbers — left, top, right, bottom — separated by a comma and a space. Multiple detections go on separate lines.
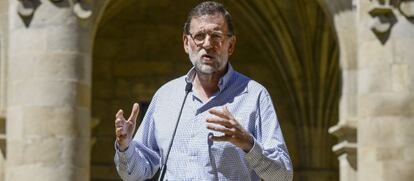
115, 118, 124, 128
116, 109, 125, 120
128, 103, 140, 123
206, 124, 237, 135
223, 106, 235, 119
115, 128, 126, 137
228, 118, 240, 128
206, 117, 232, 128
209, 108, 230, 120
208, 134, 232, 142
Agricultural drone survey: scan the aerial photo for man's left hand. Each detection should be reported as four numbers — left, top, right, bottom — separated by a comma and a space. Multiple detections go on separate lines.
206, 106, 254, 152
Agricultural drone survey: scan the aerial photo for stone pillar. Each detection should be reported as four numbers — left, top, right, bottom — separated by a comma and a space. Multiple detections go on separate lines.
0, 0, 8, 117
322, 0, 359, 180
357, 0, 414, 180
5, 0, 108, 180
0, 1, 8, 180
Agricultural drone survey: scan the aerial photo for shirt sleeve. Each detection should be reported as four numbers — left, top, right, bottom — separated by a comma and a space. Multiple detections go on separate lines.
245, 89, 293, 181
114, 93, 161, 181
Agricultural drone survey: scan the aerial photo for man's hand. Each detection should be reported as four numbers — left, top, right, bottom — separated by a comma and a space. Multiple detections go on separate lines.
115, 103, 140, 152
206, 106, 254, 152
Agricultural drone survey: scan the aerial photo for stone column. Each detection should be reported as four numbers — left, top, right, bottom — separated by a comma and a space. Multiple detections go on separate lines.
357, 0, 414, 180
6, 0, 108, 180
0, 1, 8, 180
321, 0, 358, 180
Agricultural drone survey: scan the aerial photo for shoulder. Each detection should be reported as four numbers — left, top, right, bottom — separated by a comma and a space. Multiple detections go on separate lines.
232, 71, 269, 95
152, 75, 187, 98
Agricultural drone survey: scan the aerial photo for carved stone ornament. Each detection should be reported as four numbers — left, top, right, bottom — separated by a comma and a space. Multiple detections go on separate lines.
72, 0, 92, 19
17, 0, 92, 20
369, 8, 397, 45
17, 0, 40, 17
369, 0, 414, 44
399, 0, 414, 22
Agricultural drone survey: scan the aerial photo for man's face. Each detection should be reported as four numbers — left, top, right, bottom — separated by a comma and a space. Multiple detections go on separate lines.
183, 13, 236, 75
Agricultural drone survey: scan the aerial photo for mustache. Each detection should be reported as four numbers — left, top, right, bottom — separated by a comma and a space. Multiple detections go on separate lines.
197, 50, 216, 59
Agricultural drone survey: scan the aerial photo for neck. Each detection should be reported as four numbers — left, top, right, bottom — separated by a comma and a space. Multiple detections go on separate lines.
193, 67, 227, 101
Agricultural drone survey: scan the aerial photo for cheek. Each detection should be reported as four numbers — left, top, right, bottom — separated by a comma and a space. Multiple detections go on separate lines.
218, 46, 230, 56
189, 44, 200, 54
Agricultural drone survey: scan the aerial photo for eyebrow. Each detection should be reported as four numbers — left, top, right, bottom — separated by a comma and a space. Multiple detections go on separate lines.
194, 28, 225, 33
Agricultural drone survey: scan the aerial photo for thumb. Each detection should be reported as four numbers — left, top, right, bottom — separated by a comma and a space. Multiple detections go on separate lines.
128, 103, 140, 123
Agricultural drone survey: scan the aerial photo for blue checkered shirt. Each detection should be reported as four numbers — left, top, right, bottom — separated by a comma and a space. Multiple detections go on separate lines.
114, 64, 293, 181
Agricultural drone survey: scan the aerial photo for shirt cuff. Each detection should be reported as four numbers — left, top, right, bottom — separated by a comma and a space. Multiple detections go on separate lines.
245, 139, 263, 164
115, 141, 135, 164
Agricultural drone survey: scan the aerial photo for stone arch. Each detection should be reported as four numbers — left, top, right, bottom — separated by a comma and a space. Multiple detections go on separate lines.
226, 1, 341, 180
91, 1, 341, 180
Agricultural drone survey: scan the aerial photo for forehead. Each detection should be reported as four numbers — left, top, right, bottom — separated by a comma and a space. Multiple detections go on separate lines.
189, 13, 228, 33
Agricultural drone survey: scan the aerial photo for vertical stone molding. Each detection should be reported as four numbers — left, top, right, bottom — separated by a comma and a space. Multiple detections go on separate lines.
6, 0, 109, 180
321, 0, 359, 180
0, 0, 8, 118
0, 1, 9, 181
357, 0, 414, 181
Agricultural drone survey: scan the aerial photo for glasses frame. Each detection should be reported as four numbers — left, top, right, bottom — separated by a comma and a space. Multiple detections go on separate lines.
188, 31, 233, 47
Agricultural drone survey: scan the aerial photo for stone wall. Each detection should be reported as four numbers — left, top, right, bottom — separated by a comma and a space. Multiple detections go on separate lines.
357, 1, 414, 181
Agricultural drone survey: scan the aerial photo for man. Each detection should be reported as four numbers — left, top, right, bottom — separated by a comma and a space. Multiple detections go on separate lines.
114, 1, 293, 181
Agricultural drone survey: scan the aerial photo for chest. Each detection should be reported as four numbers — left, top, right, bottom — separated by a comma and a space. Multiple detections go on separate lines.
152, 91, 258, 156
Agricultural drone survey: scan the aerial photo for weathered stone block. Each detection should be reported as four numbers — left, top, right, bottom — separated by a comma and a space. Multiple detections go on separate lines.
8, 80, 90, 108
6, 165, 88, 181
358, 41, 393, 69
358, 66, 391, 94
21, 137, 63, 165
393, 39, 414, 65
8, 53, 37, 81
34, 52, 88, 82
339, 94, 357, 122
21, 106, 89, 138
334, 11, 357, 70
46, 26, 88, 53
383, 161, 414, 181
391, 64, 409, 92
357, 160, 384, 181
61, 137, 90, 168
9, 29, 46, 53
358, 93, 414, 117
359, 116, 414, 146
5, 107, 23, 140
403, 146, 414, 161
341, 69, 357, 94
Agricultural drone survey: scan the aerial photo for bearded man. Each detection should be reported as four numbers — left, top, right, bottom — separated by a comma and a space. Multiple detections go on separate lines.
114, 1, 293, 181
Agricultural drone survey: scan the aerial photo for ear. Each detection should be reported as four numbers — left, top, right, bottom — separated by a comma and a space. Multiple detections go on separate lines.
227, 36, 237, 56
183, 34, 189, 54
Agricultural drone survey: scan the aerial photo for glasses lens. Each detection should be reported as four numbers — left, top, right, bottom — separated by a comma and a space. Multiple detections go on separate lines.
191, 31, 227, 45
193, 33, 206, 44
210, 32, 224, 42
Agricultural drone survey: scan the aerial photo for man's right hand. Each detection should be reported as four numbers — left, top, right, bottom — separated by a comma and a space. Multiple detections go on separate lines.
115, 103, 140, 152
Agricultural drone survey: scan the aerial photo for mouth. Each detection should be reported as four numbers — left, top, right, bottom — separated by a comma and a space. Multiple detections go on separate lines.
201, 54, 215, 61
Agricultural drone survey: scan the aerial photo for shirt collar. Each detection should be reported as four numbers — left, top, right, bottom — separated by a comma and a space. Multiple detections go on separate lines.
185, 63, 234, 92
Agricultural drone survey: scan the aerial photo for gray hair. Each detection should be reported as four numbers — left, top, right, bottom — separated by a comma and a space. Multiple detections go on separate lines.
183, 1, 234, 35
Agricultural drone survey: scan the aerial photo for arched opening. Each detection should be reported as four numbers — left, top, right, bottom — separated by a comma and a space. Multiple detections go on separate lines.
91, 1, 340, 180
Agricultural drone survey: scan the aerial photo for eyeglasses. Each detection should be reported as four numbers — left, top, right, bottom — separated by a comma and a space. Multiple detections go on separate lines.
189, 31, 233, 46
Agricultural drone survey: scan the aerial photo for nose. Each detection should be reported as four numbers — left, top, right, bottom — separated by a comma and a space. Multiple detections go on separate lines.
200, 35, 213, 49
